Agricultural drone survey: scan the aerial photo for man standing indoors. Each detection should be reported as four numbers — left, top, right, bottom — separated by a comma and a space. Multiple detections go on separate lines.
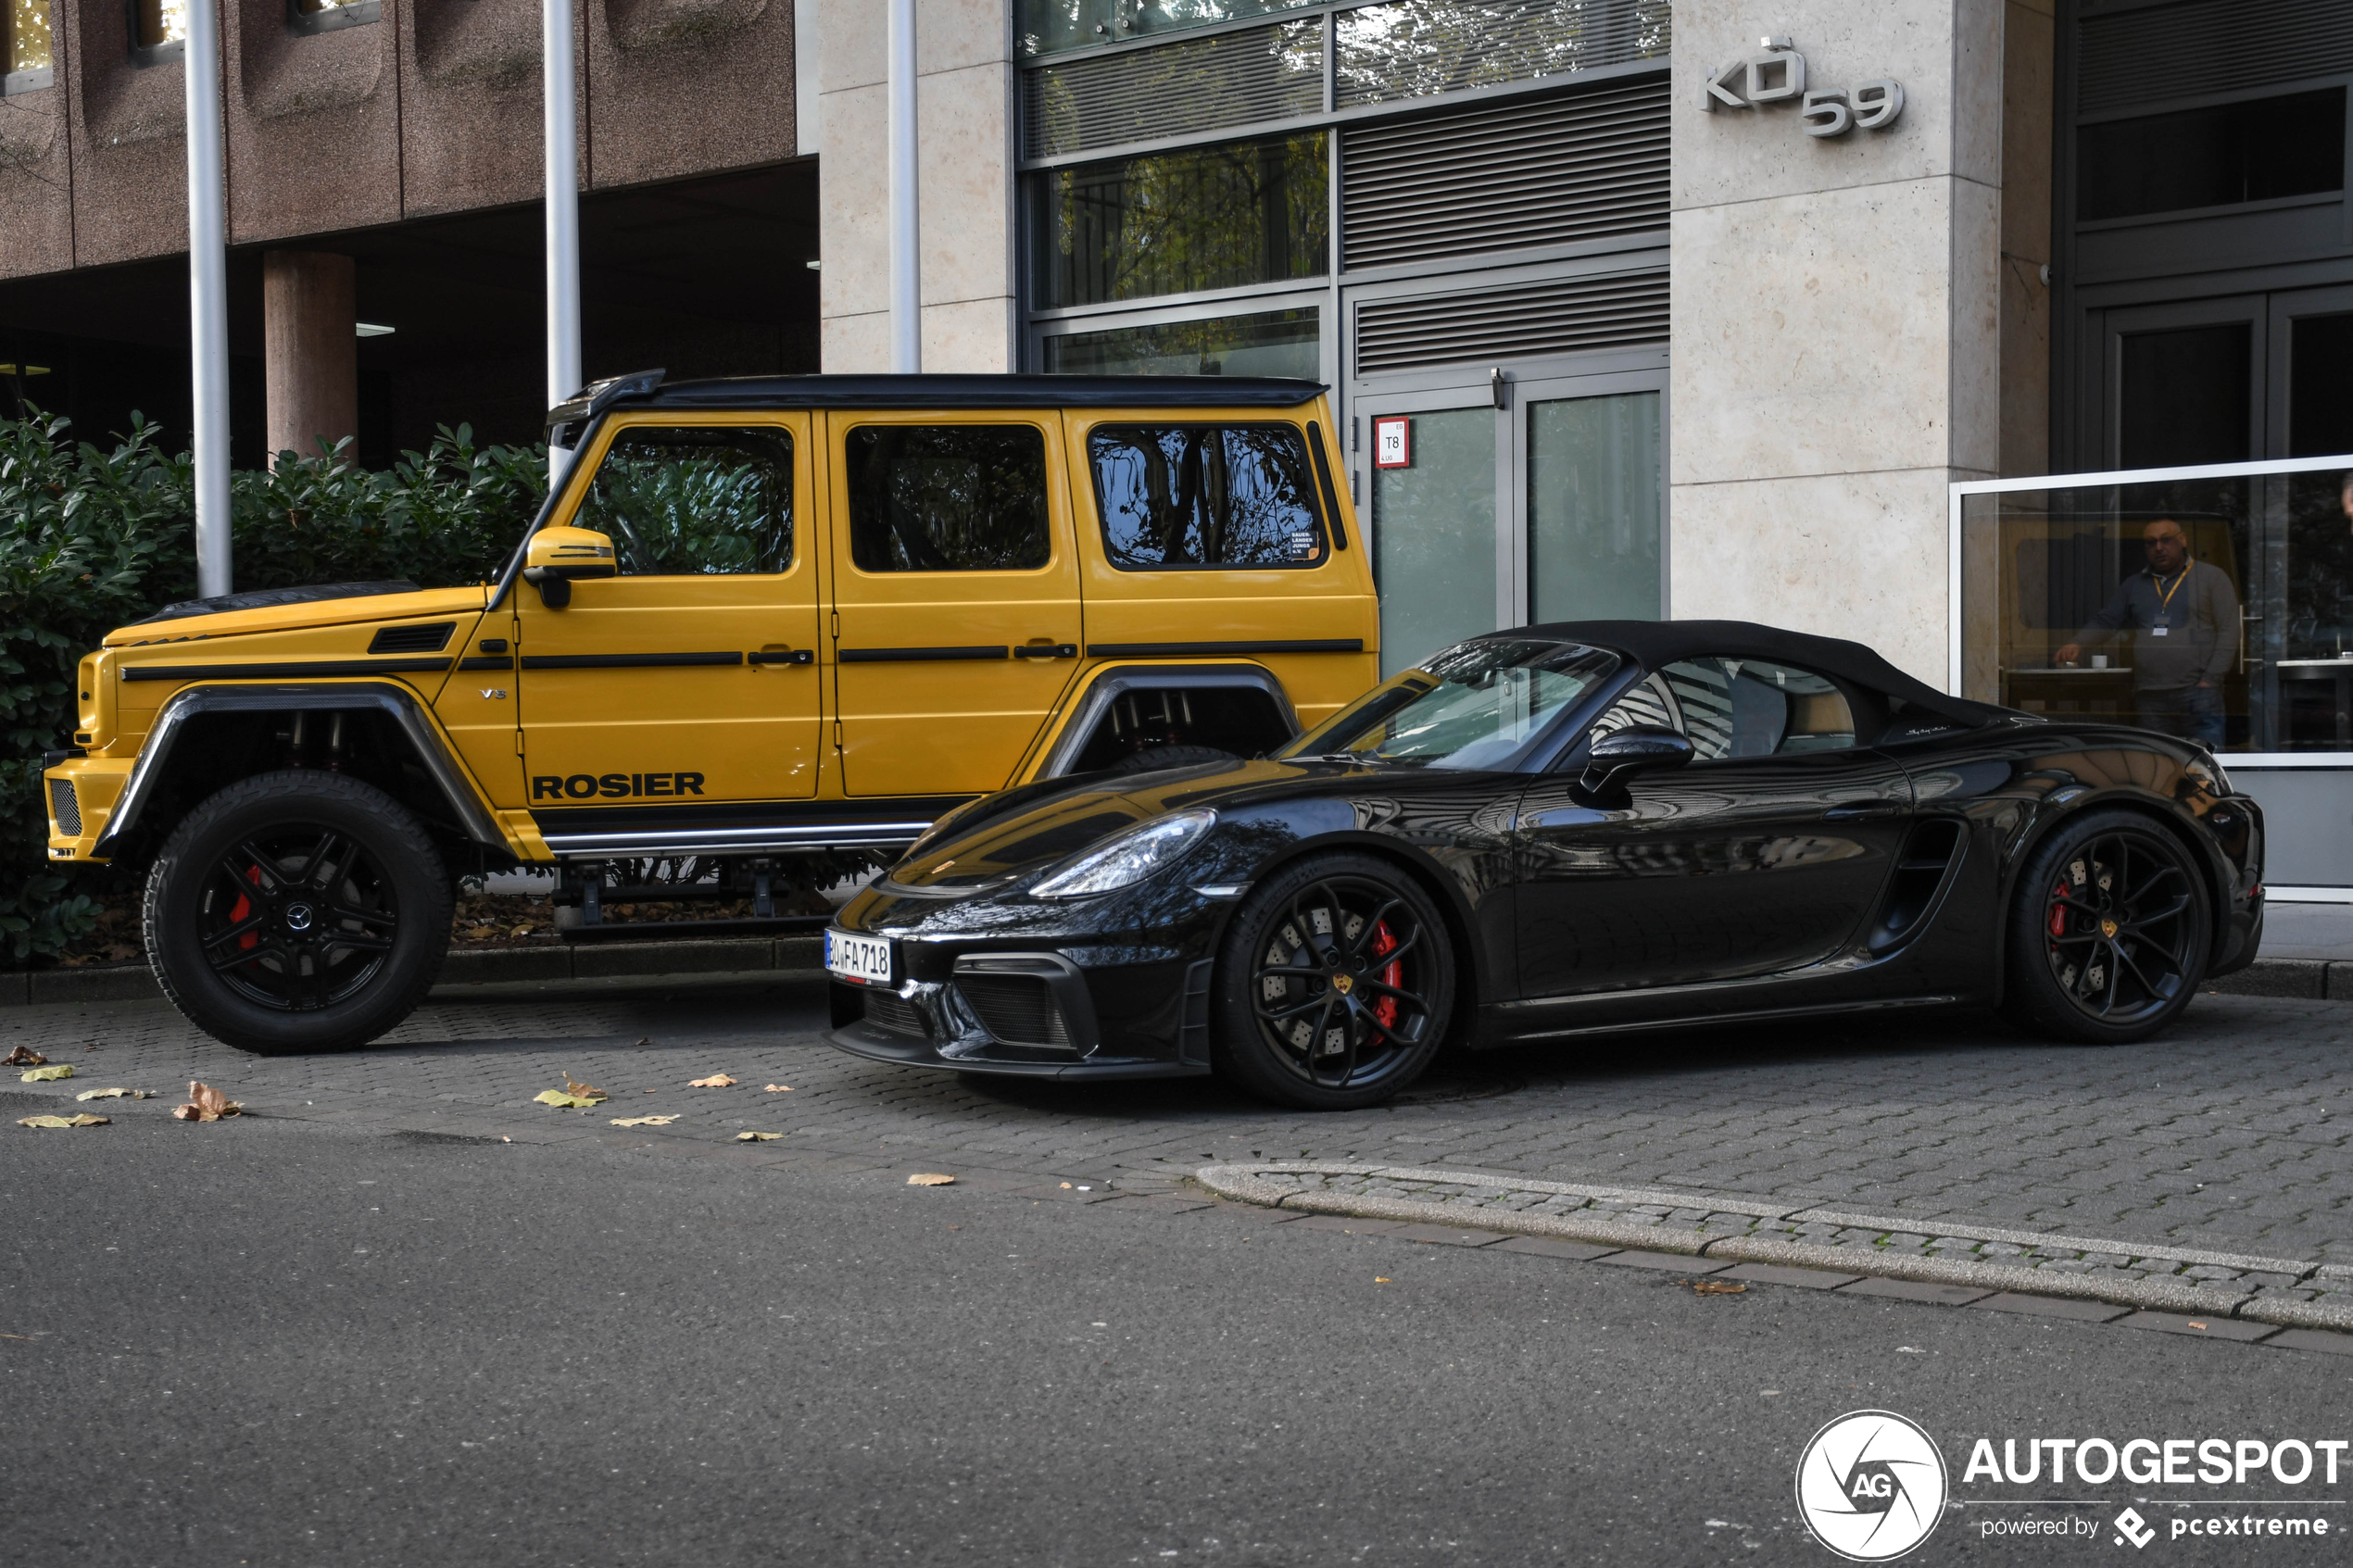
2055, 518, 2238, 746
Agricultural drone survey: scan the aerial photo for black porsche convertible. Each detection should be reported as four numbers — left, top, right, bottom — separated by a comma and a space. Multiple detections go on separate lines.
824, 621, 2265, 1110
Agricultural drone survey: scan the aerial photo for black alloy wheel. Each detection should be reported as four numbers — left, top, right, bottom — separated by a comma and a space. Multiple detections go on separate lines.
145, 771, 453, 1055
1214, 852, 1454, 1110
2003, 809, 2210, 1045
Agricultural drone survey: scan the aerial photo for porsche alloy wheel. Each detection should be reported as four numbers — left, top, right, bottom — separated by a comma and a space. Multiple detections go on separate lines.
2006, 809, 2209, 1045
145, 771, 453, 1055
1215, 853, 1454, 1110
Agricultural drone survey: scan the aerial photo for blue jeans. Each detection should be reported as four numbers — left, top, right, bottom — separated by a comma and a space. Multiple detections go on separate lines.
2135, 684, 2225, 747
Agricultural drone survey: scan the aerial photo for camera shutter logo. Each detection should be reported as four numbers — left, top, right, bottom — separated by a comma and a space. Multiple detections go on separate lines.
1795, 1411, 1947, 1561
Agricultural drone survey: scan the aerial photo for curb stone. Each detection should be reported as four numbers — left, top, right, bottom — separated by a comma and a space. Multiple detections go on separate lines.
1191, 1162, 2353, 1332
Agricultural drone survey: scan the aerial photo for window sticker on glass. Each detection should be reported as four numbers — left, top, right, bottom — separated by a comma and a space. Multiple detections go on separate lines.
1374, 416, 1411, 470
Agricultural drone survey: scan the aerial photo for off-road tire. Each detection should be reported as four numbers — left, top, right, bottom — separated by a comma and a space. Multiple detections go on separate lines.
1213, 851, 1455, 1110
144, 771, 453, 1055
1103, 744, 1239, 777
2001, 807, 2211, 1045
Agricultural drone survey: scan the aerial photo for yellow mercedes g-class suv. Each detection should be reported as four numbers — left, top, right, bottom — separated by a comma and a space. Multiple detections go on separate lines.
41, 371, 1378, 1053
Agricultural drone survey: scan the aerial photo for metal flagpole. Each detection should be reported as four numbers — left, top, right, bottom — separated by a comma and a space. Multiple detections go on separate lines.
544, 0, 582, 464
184, 0, 232, 598
887, 0, 920, 374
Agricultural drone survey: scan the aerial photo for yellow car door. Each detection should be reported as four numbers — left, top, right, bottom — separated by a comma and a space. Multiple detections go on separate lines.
514, 412, 824, 834
824, 409, 1085, 796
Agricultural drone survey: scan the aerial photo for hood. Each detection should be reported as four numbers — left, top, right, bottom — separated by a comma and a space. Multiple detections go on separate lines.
106, 583, 491, 646
886, 757, 1342, 891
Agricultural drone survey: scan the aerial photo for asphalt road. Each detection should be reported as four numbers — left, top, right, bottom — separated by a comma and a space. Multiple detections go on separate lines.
6, 1106, 2349, 1567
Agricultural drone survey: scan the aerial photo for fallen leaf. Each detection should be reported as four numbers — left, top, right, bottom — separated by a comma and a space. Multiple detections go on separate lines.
3, 1046, 45, 1066
171, 1082, 242, 1122
688, 1073, 738, 1088
907, 1173, 956, 1186
1059, 1182, 1073, 1189
75, 1087, 135, 1101
533, 1089, 603, 1110
631, 1036, 649, 1047
736, 1131, 784, 1142
1375, 1277, 1392, 1284
2187, 1321, 2208, 1330
763, 1085, 793, 1093
610, 1114, 678, 1128
1685, 1279, 1747, 1296
19, 1113, 108, 1129
561, 1073, 609, 1103
20, 1064, 73, 1082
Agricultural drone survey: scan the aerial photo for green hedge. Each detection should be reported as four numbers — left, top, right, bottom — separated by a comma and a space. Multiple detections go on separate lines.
0, 411, 547, 962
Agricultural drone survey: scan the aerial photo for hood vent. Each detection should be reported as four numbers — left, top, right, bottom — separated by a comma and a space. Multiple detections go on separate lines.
369, 622, 458, 654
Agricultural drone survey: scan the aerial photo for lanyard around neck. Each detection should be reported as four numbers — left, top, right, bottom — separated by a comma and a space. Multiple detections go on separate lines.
2152, 567, 2189, 612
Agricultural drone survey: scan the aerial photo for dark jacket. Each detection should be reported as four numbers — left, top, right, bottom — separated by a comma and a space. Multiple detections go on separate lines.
2076, 560, 2240, 691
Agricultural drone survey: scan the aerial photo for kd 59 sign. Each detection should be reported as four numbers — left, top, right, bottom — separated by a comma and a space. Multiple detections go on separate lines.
1705, 38, 1904, 140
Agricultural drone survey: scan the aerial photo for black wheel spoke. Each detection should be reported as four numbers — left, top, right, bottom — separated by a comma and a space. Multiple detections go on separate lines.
1254, 993, 1327, 1023
1343, 898, 1405, 957
296, 831, 344, 890
2123, 892, 2190, 930
328, 903, 397, 932
326, 933, 394, 956
2113, 941, 2173, 998
210, 939, 287, 975
234, 841, 285, 892
199, 912, 271, 951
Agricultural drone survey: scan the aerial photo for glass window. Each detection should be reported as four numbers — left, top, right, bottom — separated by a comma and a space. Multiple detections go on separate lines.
1019, 0, 1320, 57
131, 0, 184, 53
2077, 88, 2345, 223
2289, 313, 2353, 458
1281, 637, 1619, 771
1335, 0, 1670, 107
845, 425, 1051, 573
1372, 406, 1495, 679
576, 426, 793, 577
1029, 132, 1327, 308
1040, 307, 1318, 378
1529, 390, 1661, 621
2118, 325, 2251, 469
4, 0, 52, 90
1594, 658, 1855, 760
1089, 424, 1325, 569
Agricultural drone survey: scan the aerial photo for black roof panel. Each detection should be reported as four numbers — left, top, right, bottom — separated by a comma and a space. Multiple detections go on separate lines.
596, 372, 1329, 415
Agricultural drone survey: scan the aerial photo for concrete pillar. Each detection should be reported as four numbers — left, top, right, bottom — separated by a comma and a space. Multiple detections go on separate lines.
262, 249, 359, 466
1667, 1, 2005, 684
815, 0, 1014, 372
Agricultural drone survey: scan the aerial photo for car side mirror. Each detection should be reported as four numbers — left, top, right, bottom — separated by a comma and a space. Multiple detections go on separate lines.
522, 525, 618, 608
1577, 724, 1693, 799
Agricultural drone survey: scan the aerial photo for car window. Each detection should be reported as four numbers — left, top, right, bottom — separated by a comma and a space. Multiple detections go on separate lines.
576, 425, 792, 576
845, 425, 1051, 572
1088, 425, 1327, 569
1278, 638, 1620, 771
1591, 658, 1857, 760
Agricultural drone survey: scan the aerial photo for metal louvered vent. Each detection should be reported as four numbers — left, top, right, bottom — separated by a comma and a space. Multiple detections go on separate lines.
1023, 19, 1322, 159
956, 974, 1075, 1049
1342, 78, 1668, 270
1353, 270, 1667, 375
2077, 0, 2353, 116
368, 622, 456, 654
48, 778, 79, 836
1335, 0, 1669, 107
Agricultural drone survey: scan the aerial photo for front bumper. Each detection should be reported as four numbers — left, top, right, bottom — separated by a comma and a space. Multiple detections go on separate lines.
43, 757, 132, 863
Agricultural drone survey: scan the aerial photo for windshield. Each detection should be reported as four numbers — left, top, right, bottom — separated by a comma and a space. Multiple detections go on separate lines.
1278, 639, 1620, 770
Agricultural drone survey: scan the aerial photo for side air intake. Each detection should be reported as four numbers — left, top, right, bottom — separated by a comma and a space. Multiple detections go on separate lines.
1869, 819, 1966, 954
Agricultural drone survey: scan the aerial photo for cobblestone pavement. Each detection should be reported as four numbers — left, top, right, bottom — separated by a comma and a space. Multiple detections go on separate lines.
10, 974, 2353, 1267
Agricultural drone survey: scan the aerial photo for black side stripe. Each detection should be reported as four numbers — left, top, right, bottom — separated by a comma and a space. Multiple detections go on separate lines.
838, 646, 1009, 663
1084, 639, 1364, 658
457, 656, 514, 671
519, 651, 744, 670
123, 659, 454, 682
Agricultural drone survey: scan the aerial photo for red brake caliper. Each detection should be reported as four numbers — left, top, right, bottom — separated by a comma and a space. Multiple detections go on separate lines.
1371, 922, 1401, 1031
228, 865, 262, 952
2047, 878, 2070, 939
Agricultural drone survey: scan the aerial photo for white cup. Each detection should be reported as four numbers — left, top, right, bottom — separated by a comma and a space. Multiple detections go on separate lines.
2090, 654, 2108, 669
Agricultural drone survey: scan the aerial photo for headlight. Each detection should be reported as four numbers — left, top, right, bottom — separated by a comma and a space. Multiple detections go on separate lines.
1030, 809, 1217, 898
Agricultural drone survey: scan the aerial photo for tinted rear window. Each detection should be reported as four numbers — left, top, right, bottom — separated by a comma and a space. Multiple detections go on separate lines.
1089, 425, 1326, 569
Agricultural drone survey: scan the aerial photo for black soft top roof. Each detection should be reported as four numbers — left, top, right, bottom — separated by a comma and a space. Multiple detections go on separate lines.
1497, 619, 2016, 728
547, 370, 1327, 427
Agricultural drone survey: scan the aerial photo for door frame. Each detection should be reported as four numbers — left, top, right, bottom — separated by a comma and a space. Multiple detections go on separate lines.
2267, 281, 2353, 457
2095, 294, 2266, 469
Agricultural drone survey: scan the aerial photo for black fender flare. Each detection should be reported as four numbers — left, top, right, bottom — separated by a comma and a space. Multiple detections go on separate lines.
92, 681, 507, 857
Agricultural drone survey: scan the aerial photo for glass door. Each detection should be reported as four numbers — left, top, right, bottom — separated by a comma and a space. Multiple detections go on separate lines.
1353, 385, 1501, 678
1516, 375, 1666, 623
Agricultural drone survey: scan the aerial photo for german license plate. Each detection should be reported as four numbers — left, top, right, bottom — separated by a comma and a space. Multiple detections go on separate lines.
824, 929, 893, 985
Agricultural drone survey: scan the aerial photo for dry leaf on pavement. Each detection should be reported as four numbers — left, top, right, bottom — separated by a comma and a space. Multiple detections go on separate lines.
762, 1085, 793, 1093
610, 1114, 678, 1128
3, 1046, 46, 1066
171, 1082, 242, 1122
534, 1089, 606, 1110
687, 1073, 737, 1088
1684, 1279, 1747, 1296
20, 1064, 73, 1083
736, 1131, 784, 1142
907, 1173, 956, 1186
19, 1113, 109, 1129
561, 1073, 609, 1103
